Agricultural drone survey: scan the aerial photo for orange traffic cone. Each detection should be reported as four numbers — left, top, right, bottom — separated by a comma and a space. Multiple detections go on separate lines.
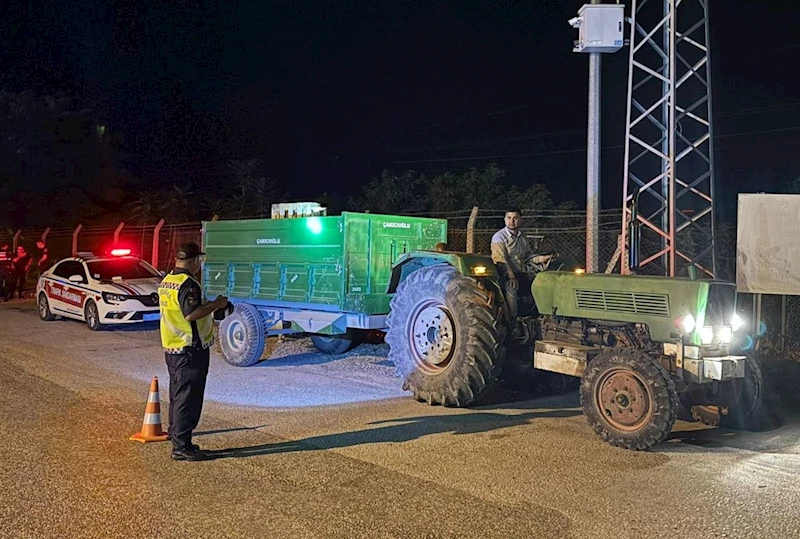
129, 376, 170, 443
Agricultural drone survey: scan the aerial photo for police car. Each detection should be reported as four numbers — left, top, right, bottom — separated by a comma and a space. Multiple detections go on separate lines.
36, 249, 163, 330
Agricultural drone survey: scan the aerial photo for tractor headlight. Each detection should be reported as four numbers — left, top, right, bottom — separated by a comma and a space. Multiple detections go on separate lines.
471, 265, 488, 276
716, 326, 733, 344
732, 313, 743, 332
680, 314, 696, 334
102, 292, 129, 303
700, 326, 714, 345
700, 325, 732, 345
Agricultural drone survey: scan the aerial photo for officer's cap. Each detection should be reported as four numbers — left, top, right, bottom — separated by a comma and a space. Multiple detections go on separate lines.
176, 242, 205, 260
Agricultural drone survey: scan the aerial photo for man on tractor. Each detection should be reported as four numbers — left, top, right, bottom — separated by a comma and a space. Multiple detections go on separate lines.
491, 209, 555, 334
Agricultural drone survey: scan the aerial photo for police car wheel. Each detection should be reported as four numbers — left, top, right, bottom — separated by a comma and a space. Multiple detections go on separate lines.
38, 292, 56, 321
84, 300, 105, 331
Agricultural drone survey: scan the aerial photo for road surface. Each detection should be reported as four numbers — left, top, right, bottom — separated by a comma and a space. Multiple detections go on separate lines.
1, 300, 799, 539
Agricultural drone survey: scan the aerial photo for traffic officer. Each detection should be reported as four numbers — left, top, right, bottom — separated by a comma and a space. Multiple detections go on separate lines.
159, 242, 229, 461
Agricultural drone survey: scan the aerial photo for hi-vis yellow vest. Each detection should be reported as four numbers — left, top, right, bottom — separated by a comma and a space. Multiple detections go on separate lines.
159, 272, 214, 352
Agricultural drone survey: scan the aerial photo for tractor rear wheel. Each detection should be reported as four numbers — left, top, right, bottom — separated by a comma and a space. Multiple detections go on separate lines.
581, 349, 678, 450
385, 265, 506, 407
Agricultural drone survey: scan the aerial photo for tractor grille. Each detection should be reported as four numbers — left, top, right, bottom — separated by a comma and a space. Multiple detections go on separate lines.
574, 290, 670, 317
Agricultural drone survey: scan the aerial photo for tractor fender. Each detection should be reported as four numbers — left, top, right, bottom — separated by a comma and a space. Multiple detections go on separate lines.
386, 251, 498, 294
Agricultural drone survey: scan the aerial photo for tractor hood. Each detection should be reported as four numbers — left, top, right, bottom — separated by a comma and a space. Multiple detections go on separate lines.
531, 271, 722, 344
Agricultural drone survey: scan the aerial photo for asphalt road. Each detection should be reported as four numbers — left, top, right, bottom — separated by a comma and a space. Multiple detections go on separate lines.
1, 300, 800, 539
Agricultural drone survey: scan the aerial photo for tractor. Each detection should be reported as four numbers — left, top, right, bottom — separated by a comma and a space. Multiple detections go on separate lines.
384, 250, 762, 450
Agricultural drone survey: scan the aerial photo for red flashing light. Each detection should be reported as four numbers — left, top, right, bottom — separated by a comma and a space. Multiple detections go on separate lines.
111, 248, 132, 257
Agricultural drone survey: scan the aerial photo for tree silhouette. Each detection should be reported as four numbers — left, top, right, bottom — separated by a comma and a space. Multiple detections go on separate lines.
125, 184, 196, 224
225, 159, 285, 219
349, 170, 428, 214
350, 164, 558, 215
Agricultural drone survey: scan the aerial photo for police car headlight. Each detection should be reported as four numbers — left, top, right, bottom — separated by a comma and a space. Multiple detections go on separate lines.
102, 292, 129, 303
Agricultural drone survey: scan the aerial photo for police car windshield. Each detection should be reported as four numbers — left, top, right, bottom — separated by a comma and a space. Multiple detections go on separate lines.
87, 259, 160, 281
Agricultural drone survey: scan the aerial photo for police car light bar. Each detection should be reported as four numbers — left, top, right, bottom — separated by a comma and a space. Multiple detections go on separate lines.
111, 248, 132, 257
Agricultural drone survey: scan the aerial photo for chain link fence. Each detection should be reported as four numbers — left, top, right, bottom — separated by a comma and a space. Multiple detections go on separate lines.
736, 293, 800, 360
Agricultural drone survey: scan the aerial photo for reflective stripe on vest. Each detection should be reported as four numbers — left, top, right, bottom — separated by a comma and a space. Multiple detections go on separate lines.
158, 272, 214, 351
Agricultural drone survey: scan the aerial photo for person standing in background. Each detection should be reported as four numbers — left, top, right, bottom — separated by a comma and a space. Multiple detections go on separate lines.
11, 246, 32, 300
0, 247, 11, 301
35, 240, 51, 278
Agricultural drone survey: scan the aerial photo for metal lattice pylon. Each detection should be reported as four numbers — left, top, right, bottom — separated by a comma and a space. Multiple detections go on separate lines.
621, 0, 717, 277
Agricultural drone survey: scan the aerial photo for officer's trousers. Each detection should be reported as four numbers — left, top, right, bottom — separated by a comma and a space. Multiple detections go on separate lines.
165, 346, 210, 450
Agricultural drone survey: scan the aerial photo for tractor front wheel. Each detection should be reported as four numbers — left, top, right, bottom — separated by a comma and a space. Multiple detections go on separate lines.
581, 349, 678, 450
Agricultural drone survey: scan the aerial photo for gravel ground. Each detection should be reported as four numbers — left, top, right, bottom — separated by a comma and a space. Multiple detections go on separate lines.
120, 328, 405, 409
16, 301, 408, 409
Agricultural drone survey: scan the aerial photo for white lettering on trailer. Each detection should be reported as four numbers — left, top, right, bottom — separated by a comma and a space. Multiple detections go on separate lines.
382, 222, 411, 229
256, 238, 281, 245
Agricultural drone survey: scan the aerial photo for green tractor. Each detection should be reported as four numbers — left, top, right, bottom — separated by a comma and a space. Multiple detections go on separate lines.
384, 250, 762, 450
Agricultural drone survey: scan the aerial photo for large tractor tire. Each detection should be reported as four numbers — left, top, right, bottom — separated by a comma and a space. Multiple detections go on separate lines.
311, 330, 357, 355
385, 265, 507, 407
219, 303, 266, 367
687, 353, 765, 429
581, 349, 678, 450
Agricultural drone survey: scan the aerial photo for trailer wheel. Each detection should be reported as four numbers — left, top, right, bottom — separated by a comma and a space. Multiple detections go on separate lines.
311, 330, 357, 355
385, 264, 506, 407
581, 350, 678, 450
219, 303, 266, 367
688, 353, 765, 429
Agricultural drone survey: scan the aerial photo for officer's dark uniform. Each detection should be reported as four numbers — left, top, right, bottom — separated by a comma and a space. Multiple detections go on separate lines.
158, 241, 222, 461
164, 266, 210, 453
0, 250, 11, 301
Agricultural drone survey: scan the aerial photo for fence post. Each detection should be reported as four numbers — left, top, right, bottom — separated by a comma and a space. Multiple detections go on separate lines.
754, 293, 762, 351
152, 219, 165, 269
12, 229, 21, 251
113, 221, 125, 245
72, 224, 82, 256
781, 294, 787, 351
466, 206, 479, 253
605, 234, 623, 274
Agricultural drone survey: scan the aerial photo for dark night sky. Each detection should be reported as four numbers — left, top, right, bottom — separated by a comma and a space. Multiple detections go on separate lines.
2, 0, 799, 219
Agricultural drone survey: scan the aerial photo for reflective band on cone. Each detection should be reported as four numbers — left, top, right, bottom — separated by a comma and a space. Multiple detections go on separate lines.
129, 376, 170, 443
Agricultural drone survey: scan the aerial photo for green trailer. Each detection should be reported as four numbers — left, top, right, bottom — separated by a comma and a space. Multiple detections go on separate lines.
202, 212, 447, 366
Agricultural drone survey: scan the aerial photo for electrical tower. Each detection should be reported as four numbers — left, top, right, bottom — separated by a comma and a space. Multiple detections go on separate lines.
620, 0, 717, 277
